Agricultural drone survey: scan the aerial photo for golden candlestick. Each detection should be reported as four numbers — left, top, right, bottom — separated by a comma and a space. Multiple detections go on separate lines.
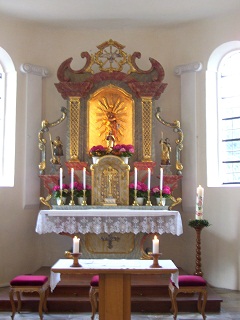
158, 190, 163, 206
132, 189, 139, 206
69, 189, 75, 206
145, 189, 152, 206
81, 189, 87, 206
59, 189, 64, 205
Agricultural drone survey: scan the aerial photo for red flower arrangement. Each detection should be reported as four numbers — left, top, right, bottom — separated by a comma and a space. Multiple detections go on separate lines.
129, 181, 148, 198
112, 144, 135, 157
52, 184, 70, 198
73, 181, 91, 197
151, 185, 171, 198
89, 145, 107, 157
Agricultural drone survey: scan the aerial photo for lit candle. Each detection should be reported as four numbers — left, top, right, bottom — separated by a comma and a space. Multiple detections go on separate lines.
134, 167, 137, 189
59, 168, 63, 190
160, 167, 163, 191
152, 235, 159, 254
71, 168, 74, 191
161, 131, 163, 140
73, 236, 80, 253
196, 185, 204, 220
83, 167, 86, 189
147, 168, 151, 190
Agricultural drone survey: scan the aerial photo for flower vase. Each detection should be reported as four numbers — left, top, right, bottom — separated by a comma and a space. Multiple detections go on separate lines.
77, 197, 84, 205
121, 156, 129, 164
92, 156, 100, 164
57, 197, 67, 205
156, 197, 166, 206
137, 197, 144, 205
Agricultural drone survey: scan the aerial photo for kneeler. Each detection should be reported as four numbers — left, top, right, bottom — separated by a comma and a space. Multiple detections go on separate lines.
9, 275, 49, 320
168, 275, 208, 320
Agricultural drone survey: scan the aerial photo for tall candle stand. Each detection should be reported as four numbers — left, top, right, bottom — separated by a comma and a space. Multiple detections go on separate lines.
70, 253, 82, 267
149, 253, 162, 268
132, 189, 139, 206
59, 189, 64, 205
69, 189, 75, 206
189, 219, 210, 276
146, 190, 152, 206
81, 189, 87, 206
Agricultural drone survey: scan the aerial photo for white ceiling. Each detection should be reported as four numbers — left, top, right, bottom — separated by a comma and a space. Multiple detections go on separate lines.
0, 0, 240, 29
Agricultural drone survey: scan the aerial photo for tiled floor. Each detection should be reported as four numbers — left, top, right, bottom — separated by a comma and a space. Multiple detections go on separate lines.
1, 287, 240, 320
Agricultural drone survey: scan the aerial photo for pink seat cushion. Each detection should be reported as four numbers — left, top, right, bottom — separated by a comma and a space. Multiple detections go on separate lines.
10, 275, 48, 286
90, 275, 99, 286
178, 275, 207, 287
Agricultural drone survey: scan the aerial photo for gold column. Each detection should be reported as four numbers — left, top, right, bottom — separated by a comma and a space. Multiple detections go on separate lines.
141, 97, 152, 161
69, 97, 80, 161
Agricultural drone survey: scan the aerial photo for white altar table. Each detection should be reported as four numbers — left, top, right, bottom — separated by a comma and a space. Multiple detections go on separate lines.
35, 207, 183, 235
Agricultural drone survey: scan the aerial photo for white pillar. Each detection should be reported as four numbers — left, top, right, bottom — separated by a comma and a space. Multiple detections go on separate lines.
20, 63, 49, 209
174, 62, 202, 213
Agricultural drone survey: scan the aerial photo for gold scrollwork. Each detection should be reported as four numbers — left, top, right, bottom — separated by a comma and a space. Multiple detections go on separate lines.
69, 97, 80, 161
155, 107, 183, 175
39, 194, 52, 209
142, 98, 153, 161
38, 107, 67, 174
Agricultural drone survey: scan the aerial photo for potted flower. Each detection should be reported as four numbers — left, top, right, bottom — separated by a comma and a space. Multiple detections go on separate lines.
89, 145, 108, 163
151, 185, 171, 206
112, 144, 135, 163
129, 181, 148, 205
52, 184, 70, 205
73, 181, 91, 204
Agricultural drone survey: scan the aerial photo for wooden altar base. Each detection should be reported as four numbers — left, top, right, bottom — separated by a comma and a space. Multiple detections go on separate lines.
0, 266, 222, 314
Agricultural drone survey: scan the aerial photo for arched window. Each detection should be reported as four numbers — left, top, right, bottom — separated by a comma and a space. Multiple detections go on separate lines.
206, 41, 240, 187
0, 47, 17, 187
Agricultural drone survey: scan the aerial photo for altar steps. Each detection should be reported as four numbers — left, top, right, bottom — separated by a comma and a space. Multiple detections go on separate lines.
0, 266, 222, 314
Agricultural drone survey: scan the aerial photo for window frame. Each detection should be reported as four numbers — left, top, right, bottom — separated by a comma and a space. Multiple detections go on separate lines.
0, 47, 17, 187
206, 41, 240, 187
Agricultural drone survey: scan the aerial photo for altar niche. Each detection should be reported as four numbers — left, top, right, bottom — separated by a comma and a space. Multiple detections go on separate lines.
91, 155, 130, 205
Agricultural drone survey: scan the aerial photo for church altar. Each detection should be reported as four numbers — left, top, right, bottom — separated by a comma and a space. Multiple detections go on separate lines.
35, 207, 183, 235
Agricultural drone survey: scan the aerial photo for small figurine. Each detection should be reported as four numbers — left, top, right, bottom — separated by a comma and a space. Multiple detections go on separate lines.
106, 131, 115, 152
160, 138, 171, 165
51, 136, 63, 164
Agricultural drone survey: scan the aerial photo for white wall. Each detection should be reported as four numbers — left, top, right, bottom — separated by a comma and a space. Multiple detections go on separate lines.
0, 11, 240, 289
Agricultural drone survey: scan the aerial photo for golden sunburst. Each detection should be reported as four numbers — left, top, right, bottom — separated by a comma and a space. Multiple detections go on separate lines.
96, 95, 128, 142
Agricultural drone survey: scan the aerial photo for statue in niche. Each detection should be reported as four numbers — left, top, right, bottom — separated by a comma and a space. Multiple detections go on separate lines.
160, 138, 171, 165
51, 136, 63, 165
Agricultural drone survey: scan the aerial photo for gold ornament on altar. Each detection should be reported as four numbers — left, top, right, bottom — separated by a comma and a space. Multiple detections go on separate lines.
160, 137, 171, 165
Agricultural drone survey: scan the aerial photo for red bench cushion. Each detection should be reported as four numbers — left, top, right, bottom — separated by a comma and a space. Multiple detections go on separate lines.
178, 275, 207, 287
90, 275, 99, 286
10, 275, 48, 286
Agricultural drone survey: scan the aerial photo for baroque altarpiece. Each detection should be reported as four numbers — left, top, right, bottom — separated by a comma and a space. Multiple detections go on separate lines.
38, 39, 183, 210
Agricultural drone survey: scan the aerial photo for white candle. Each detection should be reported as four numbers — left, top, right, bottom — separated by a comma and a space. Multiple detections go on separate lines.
59, 168, 63, 190
147, 168, 151, 190
161, 131, 163, 140
134, 167, 137, 189
152, 235, 159, 254
160, 167, 163, 191
73, 236, 80, 253
83, 167, 86, 189
196, 185, 204, 220
71, 168, 74, 191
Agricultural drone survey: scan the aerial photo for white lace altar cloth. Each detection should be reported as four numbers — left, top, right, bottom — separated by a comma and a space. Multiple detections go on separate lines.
50, 258, 179, 291
36, 208, 183, 235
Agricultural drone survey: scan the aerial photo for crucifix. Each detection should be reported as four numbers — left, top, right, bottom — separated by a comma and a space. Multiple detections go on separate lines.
103, 166, 117, 198
101, 234, 120, 249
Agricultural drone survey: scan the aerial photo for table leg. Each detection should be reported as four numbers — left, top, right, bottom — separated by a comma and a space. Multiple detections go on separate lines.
99, 273, 131, 320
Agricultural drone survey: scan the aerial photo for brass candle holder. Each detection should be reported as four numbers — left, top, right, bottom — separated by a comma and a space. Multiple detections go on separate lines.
132, 189, 139, 206
149, 253, 162, 268
158, 190, 163, 206
70, 252, 82, 267
145, 189, 152, 206
58, 189, 64, 205
81, 189, 87, 206
69, 189, 75, 206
